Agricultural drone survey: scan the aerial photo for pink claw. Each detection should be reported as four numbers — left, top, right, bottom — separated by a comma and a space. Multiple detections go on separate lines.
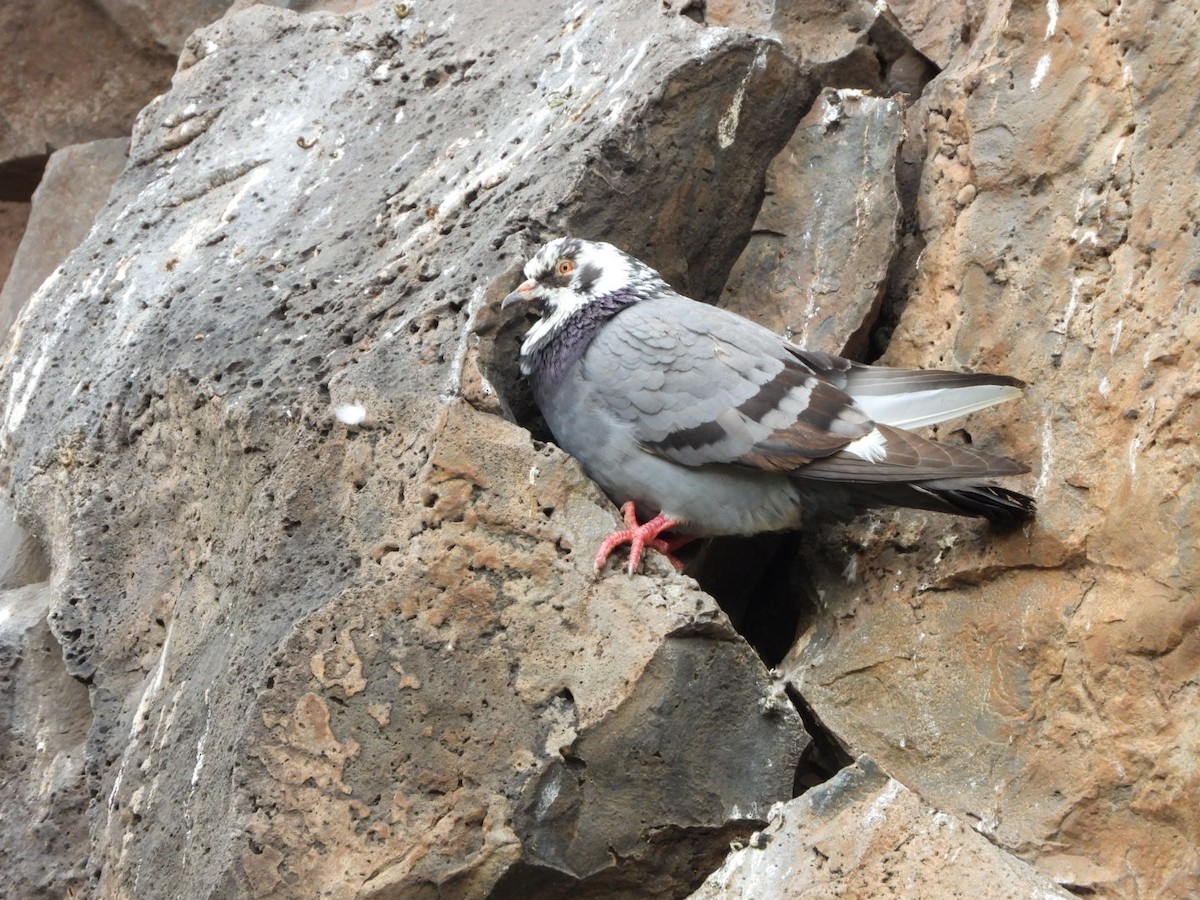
594, 501, 693, 575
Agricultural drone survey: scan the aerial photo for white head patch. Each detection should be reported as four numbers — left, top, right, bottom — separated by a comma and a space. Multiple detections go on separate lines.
517, 238, 655, 361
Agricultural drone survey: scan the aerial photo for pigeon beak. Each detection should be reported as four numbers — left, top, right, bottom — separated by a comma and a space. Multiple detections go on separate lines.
501, 279, 539, 310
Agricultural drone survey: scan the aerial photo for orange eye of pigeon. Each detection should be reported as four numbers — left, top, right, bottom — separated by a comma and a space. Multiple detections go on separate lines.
556, 259, 575, 276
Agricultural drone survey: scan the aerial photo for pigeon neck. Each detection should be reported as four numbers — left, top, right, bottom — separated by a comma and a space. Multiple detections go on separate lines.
523, 289, 639, 383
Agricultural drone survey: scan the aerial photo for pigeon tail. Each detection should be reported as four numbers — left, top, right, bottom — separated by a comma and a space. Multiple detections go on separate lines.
850, 380, 1023, 430
850, 479, 1036, 524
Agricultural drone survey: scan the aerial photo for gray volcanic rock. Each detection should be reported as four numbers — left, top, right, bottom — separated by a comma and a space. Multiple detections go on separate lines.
720, 89, 902, 358
691, 758, 1073, 899
0, 2, 812, 897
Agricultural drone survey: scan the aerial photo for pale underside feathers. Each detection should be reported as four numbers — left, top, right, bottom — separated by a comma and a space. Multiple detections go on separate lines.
504, 237, 1034, 571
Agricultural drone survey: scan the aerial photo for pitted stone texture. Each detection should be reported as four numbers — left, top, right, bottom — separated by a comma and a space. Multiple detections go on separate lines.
239, 403, 806, 898
691, 758, 1073, 900
8, 0, 1196, 896
0, 2, 810, 897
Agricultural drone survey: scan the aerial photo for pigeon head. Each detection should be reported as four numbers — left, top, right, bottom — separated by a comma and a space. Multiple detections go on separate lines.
503, 238, 670, 371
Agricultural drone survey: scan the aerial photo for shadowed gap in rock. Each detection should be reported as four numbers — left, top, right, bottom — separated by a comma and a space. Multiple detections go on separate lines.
0, 155, 49, 202
486, 822, 751, 900
686, 538, 857, 797
866, 119, 928, 363
787, 683, 854, 794
865, 38, 938, 362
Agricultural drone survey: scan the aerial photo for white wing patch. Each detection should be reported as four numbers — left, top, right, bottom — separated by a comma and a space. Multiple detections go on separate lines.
842, 428, 889, 463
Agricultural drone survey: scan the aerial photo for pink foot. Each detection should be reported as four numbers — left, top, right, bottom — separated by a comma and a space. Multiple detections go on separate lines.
594, 501, 692, 575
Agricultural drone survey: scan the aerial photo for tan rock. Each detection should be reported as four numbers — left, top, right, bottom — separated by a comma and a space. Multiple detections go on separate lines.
782, 1, 1200, 896
0, 490, 49, 592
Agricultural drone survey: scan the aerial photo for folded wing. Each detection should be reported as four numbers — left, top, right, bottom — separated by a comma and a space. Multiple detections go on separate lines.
584, 297, 874, 470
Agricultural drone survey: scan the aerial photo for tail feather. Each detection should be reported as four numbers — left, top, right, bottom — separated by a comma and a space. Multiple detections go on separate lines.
844, 479, 1036, 524
909, 480, 1036, 523
798, 424, 1027, 483
781, 348, 1036, 525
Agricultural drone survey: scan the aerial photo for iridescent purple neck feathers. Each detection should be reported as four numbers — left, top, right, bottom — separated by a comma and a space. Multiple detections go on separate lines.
522, 289, 640, 384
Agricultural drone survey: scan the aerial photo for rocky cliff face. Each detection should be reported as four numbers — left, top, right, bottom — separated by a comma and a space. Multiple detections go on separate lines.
1, 1, 1196, 898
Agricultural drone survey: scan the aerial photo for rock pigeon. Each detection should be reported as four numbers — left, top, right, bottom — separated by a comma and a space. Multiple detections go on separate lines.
502, 237, 1035, 574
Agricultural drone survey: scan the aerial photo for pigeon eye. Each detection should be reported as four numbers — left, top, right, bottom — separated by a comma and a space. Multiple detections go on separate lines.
556, 259, 575, 276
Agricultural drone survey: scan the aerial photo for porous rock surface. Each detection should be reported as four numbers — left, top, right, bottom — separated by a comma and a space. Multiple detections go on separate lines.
1, 0, 1198, 899
779, 2, 1200, 896
691, 757, 1072, 899
0, 2, 810, 897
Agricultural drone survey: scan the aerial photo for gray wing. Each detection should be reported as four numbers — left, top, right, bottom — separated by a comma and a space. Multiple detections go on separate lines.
581, 296, 874, 471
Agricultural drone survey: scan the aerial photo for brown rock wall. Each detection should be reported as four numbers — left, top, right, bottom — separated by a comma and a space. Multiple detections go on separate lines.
782, 1, 1200, 896
1, 0, 1197, 897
